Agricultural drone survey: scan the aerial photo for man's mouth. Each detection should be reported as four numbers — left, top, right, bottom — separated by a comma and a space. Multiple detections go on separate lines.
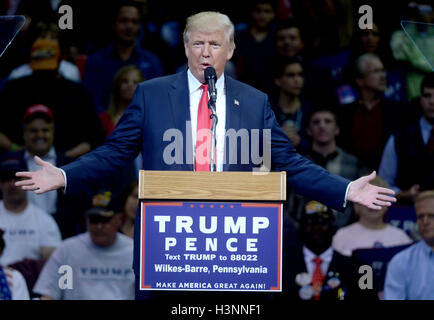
32, 139, 47, 145
200, 63, 211, 69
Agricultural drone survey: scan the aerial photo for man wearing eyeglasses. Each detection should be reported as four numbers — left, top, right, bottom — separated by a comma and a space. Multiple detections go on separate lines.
337, 53, 411, 171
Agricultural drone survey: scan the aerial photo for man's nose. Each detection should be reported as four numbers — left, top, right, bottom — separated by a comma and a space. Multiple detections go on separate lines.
202, 44, 211, 57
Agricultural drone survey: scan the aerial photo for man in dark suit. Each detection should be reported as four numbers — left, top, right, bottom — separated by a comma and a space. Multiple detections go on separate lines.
15, 12, 396, 299
281, 201, 363, 300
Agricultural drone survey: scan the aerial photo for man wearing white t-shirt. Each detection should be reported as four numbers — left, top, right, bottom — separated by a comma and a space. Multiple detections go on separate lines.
0, 155, 62, 266
33, 189, 135, 300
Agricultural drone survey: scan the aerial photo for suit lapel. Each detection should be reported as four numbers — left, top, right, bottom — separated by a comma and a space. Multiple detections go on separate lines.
224, 76, 241, 171
168, 71, 191, 134
168, 71, 193, 170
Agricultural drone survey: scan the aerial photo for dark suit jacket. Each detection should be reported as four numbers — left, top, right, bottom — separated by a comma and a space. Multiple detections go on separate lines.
61, 71, 350, 274
281, 245, 359, 301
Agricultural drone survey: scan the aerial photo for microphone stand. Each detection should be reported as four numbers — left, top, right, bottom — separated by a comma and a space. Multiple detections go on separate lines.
208, 99, 218, 172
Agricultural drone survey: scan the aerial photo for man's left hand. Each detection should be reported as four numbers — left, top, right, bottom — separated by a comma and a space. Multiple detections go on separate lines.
347, 171, 396, 210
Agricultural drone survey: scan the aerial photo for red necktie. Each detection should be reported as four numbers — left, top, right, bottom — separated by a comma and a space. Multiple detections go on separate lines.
427, 129, 434, 157
312, 257, 324, 300
195, 84, 212, 171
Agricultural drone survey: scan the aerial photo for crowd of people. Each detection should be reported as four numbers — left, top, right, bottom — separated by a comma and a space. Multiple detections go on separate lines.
0, 0, 433, 300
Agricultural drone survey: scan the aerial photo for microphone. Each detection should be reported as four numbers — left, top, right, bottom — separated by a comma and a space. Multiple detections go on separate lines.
204, 67, 218, 172
204, 67, 217, 104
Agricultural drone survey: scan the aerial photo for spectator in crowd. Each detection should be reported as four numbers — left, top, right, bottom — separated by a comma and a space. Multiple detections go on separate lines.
5, 104, 90, 239
271, 58, 310, 148
119, 181, 138, 239
82, 0, 164, 113
332, 21, 406, 105
8, 22, 81, 83
100, 65, 144, 137
0, 44, 104, 158
337, 53, 409, 171
384, 190, 434, 299
271, 57, 310, 150
332, 177, 412, 257
379, 72, 434, 204
290, 0, 354, 57
33, 189, 135, 300
234, 0, 277, 94
390, 1, 433, 101
97, 65, 142, 205
0, 154, 61, 266
282, 201, 359, 301
303, 106, 368, 181
299, 105, 369, 227
0, 229, 30, 300
13, 105, 73, 216
275, 19, 306, 61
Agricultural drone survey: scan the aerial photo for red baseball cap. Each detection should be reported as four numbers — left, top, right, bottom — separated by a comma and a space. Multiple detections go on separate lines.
23, 104, 54, 123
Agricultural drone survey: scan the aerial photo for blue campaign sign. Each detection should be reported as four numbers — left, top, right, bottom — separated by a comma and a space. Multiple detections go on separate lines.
139, 201, 282, 292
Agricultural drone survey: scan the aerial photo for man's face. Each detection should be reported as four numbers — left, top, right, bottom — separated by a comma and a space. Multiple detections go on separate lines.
359, 58, 387, 92
184, 30, 234, 83
87, 214, 122, 247
114, 6, 141, 44
0, 175, 26, 205
360, 24, 380, 53
301, 217, 335, 254
307, 111, 339, 145
415, 198, 434, 246
276, 27, 304, 57
420, 87, 434, 124
251, 3, 275, 29
23, 118, 54, 157
275, 62, 304, 96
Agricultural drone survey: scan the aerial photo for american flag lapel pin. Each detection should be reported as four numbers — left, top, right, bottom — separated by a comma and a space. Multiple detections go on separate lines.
234, 99, 239, 106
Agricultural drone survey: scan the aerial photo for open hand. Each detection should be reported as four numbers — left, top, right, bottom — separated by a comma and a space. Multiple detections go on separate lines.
15, 156, 65, 194
347, 171, 396, 210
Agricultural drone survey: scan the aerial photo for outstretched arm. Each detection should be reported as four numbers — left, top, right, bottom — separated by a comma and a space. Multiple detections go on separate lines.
15, 156, 65, 194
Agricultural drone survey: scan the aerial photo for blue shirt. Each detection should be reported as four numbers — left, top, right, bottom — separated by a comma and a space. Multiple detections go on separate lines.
83, 42, 164, 113
384, 240, 434, 299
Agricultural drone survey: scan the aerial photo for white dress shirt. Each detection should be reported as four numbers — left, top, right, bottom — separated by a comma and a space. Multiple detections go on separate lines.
187, 69, 226, 171
303, 246, 334, 277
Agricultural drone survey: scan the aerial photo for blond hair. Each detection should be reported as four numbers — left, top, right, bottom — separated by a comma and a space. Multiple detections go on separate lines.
183, 11, 235, 50
107, 65, 144, 118
415, 190, 434, 205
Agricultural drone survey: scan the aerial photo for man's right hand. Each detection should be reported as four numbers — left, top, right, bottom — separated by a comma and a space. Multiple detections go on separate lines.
15, 156, 65, 194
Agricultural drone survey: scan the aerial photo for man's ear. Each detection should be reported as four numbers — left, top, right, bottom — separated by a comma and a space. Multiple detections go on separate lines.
184, 41, 190, 59
226, 46, 234, 61
355, 77, 364, 88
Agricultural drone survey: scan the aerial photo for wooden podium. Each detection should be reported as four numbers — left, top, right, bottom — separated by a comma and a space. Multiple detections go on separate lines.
137, 170, 286, 292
